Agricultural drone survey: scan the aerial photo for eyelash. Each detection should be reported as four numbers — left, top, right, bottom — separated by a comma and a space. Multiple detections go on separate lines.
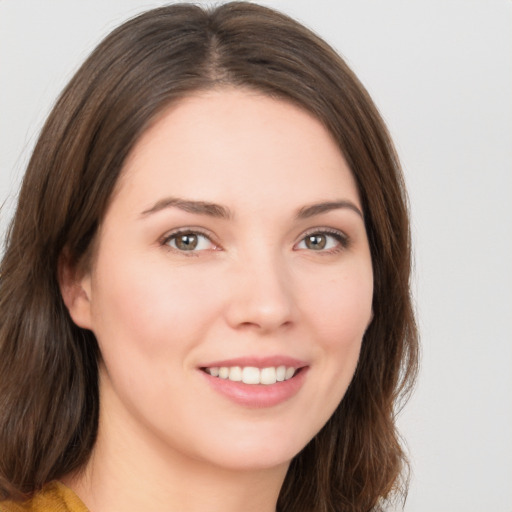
160, 227, 349, 256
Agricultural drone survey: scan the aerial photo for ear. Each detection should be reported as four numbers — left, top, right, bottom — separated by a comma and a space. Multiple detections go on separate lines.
58, 250, 94, 330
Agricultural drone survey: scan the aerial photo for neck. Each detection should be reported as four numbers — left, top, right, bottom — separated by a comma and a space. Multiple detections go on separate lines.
63, 380, 289, 512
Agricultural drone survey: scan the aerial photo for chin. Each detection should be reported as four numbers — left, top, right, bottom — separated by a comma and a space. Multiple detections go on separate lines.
189, 427, 311, 473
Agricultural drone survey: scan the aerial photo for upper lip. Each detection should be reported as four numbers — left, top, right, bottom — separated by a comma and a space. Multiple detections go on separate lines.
199, 355, 308, 369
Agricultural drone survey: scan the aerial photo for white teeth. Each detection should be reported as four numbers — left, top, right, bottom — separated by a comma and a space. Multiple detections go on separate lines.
205, 365, 298, 384
260, 367, 277, 385
285, 367, 296, 380
242, 367, 260, 384
228, 366, 242, 382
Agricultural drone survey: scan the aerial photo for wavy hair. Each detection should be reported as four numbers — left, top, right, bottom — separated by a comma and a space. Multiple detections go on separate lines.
0, 3, 418, 510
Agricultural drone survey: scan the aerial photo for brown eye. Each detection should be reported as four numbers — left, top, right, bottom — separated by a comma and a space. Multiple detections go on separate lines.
165, 231, 214, 252
296, 230, 347, 252
305, 234, 327, 250
174, 233, 198, 250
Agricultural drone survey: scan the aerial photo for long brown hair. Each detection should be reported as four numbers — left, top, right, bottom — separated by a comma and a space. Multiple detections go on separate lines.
0, 3, 418, 510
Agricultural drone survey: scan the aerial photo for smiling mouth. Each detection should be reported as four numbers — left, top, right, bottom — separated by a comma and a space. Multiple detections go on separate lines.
201, 365, 301, 385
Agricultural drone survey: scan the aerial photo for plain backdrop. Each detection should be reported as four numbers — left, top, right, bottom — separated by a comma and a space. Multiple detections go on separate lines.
1, 1, 511, 511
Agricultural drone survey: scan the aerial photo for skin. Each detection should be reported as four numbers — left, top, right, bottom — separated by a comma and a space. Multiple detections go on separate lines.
61, 88, 374, 512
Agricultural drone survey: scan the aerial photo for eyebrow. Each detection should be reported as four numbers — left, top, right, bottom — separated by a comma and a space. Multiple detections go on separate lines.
141, 197, 232, 219
296, 200, 364, 219
140, 197, 363, 220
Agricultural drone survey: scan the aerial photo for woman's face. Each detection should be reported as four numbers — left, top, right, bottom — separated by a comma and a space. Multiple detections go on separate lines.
70, 88, 373, 472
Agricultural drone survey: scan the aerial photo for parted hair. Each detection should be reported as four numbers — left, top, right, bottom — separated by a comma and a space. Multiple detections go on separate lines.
0, 3, 418, 511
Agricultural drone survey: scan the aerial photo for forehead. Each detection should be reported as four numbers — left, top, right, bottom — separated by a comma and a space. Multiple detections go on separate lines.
115, 88, 361, 214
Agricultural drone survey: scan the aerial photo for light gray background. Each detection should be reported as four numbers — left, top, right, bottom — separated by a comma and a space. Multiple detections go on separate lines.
1, 1, 511, 511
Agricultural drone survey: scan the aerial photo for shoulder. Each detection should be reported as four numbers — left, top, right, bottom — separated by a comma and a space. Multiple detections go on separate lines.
0, 499, 25, 512
0, 482, 88, 512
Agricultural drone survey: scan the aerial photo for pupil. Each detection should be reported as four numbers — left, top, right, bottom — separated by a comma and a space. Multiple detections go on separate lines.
176, 234, 198, 250
306, 234, 326, 250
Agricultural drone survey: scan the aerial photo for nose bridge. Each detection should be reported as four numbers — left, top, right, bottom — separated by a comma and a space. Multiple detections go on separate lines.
225, 242, 295, 332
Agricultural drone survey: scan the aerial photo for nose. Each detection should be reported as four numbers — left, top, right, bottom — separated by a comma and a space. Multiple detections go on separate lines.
223, 251, 296, 334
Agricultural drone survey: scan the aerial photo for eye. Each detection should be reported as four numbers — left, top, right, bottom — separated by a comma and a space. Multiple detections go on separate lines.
163, 230, 217, 252
296, 229, 348, 252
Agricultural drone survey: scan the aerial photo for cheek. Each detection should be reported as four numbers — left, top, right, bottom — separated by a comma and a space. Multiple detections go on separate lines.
89, 251, 225, 359
303, 266, 373, 345
305, 264, 372, 391
281, 264, 373, 445
88, 253, 219, 418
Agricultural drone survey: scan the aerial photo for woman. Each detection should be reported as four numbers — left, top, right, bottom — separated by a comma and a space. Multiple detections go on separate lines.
0, 2, 418, 511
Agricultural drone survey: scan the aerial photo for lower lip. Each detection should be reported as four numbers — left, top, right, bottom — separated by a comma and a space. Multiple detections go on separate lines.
200, 368, 308, 408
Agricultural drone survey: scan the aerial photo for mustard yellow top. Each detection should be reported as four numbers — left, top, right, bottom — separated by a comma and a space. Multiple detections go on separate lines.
0, 481, 88, 512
